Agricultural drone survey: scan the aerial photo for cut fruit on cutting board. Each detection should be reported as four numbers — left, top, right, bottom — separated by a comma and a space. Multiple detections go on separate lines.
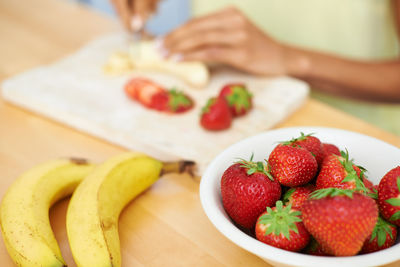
1, 32, 309, 173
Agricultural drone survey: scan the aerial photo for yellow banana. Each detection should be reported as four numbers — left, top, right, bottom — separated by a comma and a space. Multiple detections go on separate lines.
66, 152, 195, 267
0, 158, 95, 267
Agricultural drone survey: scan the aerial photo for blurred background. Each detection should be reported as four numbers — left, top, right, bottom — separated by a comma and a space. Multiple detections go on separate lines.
78, 0, 190, 35
58, 0, 400, 136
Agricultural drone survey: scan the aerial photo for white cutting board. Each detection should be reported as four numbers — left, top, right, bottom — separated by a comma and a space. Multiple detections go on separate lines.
1, 32, 309, 173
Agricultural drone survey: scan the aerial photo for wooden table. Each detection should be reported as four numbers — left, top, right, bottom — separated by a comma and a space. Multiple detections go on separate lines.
0, 0, 399, 266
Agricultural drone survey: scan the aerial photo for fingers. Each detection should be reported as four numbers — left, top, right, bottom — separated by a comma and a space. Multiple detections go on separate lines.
111, 0, 159, 31
181, 46, 245, 67
167, 30, 247, 54
163, 7, 248, 54
164, 8, 245, 47
111, 0, 133, 30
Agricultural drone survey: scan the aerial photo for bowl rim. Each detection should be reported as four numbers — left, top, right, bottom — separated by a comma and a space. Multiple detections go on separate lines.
199, 126, 400, 267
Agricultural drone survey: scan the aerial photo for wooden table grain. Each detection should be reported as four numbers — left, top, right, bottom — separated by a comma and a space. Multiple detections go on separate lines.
0, 0, 399, 266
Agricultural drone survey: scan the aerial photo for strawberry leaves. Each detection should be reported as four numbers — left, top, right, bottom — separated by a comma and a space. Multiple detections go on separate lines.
310, 188, 355, 199
339, 149, 368, 193
236, 154, 274, 181
258, 201, 302, 240
281, 132, 315, 146
385, 177, 400, 221
226, 86, 252, 110
167, 89, 192, 112
368, 216, 396, 247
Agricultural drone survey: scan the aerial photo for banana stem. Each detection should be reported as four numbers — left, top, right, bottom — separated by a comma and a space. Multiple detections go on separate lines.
161, 160, 196, 177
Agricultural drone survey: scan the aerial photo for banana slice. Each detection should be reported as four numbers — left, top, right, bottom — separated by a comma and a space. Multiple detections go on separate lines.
0, 158, 95, 267
66, 152, 194, 267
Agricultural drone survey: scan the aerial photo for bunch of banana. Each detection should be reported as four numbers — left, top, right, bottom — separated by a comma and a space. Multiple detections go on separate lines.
0, 158, 95, 267
0, 152, 195, 267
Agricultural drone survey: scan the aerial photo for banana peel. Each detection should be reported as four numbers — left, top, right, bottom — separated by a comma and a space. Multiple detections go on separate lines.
0, 158, 95, 267
66, 152, 195, 267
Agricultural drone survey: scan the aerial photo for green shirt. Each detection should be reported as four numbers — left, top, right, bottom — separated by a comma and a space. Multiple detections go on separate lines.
192, 0, 400, 135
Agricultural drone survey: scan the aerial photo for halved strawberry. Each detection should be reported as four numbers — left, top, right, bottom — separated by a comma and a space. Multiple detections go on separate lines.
125, 78, 193, 113
218, 83, 252, 117
255, 201, 310, 252
151, 89, 193, 113
361, 216, 398, 254
378, 166, 400, 226
200, 97, 232, 131
124, 77, 164, 107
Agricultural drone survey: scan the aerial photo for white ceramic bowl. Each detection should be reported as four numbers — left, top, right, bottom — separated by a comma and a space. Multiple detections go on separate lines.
200, 126, 400, 267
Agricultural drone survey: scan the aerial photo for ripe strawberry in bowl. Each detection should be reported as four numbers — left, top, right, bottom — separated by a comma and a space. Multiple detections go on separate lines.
361, 216, 398, 254
301, 188, 378, 256
200, 127, 400, 267
283, 184, 315, 210
218, 83, 252, 117
268, 143, 318, 187
255, 201, 310, 252
378, 166, 400, 226
220, 155, 281, 229
315, 150, 368, 192
283, 132, 324, 166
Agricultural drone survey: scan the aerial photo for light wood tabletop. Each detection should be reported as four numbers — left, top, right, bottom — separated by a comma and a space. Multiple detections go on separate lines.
0, 0, 399, 266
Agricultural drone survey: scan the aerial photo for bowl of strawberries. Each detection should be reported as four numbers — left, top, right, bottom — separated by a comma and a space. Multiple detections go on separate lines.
200, 126, 400, 267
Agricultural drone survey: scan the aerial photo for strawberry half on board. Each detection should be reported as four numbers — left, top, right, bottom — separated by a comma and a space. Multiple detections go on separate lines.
268, 143, 318, 187
301, 188, 378, 256
378, 166, 400, 226
200, 97, 232, 131
255, 201, 310, 252
221, 155, 281, 229
124, 78, 193, 113
125, 77, 164, 106
151, 89, 194, 113
315, 150, 368, 192
361, 216, 398, 254
218, 83, 252, 117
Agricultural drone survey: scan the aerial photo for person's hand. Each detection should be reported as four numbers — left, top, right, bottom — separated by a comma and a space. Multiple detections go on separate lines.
110, 0, 159, 32
161, 7, 290, 76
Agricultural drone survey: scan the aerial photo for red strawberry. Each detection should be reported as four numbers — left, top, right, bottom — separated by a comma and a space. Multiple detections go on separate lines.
151, 89, 193, 113
301, 188, 378, 256
221, 155, 281, 229
219, 83, 252, 117
124, 78, 164, 106
303, 238, 330, 256
321, 143, 340, 159
283, 184, 315, 210
255, 201, 310, 252
200, 97, 232, 131
268, 144, 318, 187
282, 132, 323, 166
378, 166, 400, 226
361, 216, 398, 254
316, 150, 368, 192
